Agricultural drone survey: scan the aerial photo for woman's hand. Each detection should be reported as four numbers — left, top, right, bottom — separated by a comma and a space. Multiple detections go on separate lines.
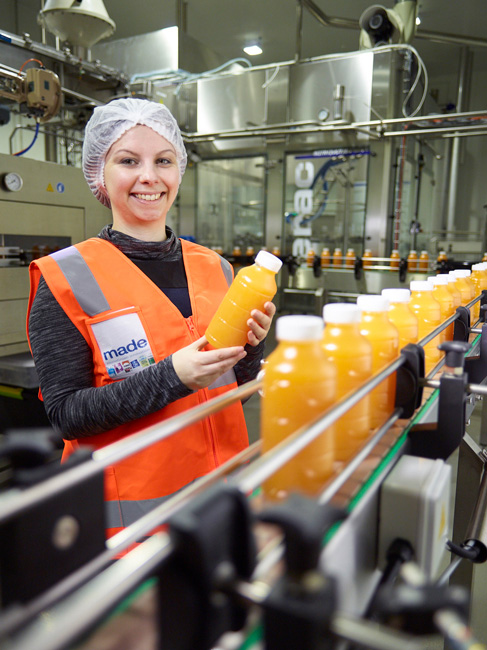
246, 301, 276, 347
172, 336, 246, 390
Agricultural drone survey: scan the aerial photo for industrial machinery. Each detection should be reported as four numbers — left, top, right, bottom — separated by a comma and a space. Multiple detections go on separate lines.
1, 292, 487, 649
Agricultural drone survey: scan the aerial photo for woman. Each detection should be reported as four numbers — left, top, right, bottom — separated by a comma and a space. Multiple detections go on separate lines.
27, 98, 275, 539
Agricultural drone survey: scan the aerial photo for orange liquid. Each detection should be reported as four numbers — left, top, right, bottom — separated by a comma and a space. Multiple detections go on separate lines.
409, 290, 442, 374
407, 251, 418, 272
332, 248, 342, 267
471, 269, 487, 323
437, 252, 448, 263
419, 252, 429, 272
465, 276, 479, 323
432, 284, 454, 341
261, 339, 336, 500
306, 249, 315, 267
322, 323, 372, 461
387, 302, 418, 349
321, 248, 331, 268
363, 250, 373, 268
359, 311, 399, 430
453, 276, 475, 323
206, 263, 278, 348
345, 249, 356, 268
390, 250, 400, 270
446, 279, 462, 309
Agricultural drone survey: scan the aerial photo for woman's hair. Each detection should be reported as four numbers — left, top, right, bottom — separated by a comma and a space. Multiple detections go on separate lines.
82, 98, 187, 207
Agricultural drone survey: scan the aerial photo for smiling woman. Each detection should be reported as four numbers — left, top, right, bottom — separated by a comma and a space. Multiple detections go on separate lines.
26, 98, 277, 545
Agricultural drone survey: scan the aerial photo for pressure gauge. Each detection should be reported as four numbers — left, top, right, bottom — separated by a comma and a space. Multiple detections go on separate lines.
2, 172, 23, 192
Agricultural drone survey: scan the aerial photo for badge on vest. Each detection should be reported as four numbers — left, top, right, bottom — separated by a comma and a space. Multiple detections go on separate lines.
90, 311, 156, 379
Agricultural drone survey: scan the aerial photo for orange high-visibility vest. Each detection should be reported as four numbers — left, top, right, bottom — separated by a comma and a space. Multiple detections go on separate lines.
27, 237, 249, 538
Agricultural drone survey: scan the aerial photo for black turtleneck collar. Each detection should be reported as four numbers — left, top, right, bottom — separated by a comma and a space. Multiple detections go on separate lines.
97, 224, 181, 261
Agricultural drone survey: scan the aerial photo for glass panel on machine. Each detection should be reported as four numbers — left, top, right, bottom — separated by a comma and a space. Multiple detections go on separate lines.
196, 157, 266, 256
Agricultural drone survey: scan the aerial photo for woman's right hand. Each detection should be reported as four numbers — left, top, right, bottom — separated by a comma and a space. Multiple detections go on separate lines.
171, 336, 246, 390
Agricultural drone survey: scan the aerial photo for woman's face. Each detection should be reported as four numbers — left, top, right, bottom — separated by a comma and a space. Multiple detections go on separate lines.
103, 125, 180, 240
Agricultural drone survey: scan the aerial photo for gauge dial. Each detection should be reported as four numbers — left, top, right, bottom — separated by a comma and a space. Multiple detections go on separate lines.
3, 172, 23, 192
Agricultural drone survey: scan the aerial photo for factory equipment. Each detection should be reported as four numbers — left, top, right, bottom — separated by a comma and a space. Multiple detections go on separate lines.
38, 0, 115, 50
0, 64, 61, 124
359, 1, 418, 49
1, 294, 487, 649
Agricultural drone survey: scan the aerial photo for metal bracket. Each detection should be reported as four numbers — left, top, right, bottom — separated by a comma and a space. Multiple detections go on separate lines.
158, 483, 256, 650
453, 306, 470, 342
394, 343, 424, 418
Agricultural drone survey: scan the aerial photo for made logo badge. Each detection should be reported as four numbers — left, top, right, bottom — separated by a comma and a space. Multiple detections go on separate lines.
90, 312, 156, 381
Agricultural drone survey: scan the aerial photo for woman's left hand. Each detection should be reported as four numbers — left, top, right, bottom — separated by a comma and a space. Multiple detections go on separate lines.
246, 301, 276, 347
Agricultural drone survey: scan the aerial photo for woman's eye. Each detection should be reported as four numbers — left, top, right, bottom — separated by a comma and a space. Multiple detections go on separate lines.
120, 158, 136, 165
157, 157, 173, 165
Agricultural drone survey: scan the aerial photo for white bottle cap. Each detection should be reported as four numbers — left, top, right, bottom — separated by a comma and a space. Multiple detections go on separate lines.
410, 280, 433, 291
472, 263, 484, 271
347, 248, 355, 253
357, 294, 390, 312
445, 274, 457, 283
275, 315, 323, 341
381, 288, 411, 303
409, 250, 417, 254
451, 269, 471, 278
427, 276, 437, 283
421, 250, 429, 255
255, 250, 283, 273
364, 249, 372, 253
430, 275, 449, 285
323, 303, 360, 324
392, 249, 399, 254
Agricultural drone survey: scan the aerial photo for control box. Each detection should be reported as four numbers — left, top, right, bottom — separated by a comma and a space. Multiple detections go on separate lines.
378, 454, 451, 579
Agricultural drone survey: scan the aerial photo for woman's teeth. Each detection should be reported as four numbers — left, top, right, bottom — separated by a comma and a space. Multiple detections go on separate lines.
134, 193, 162, 201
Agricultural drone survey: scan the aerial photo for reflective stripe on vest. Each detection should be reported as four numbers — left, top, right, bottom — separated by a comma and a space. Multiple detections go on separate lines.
51, 247, 111, 316
219, 256, 233, 287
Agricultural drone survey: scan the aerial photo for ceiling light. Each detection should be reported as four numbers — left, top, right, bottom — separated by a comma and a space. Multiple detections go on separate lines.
243, 43, 262, 56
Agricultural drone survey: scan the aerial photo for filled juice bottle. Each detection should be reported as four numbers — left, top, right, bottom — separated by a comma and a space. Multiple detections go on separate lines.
306, 249, 315, 267
437, 251, 448, 264
357, 295, 399, 430
409, 281, 442, 374
407, 250, 418, 272
362, 249, 373, 269
345, 248, 356, 268
470, 264, 487, 321
322, 303, 372, 461
332, 247, 343, 267
419, 250, 430, 272
482, 252, 487, 263
261, 315, 336, 500
381, 288, 418, 348
205, 250, 282, 348
444, 274, 462, 310
429, 275, 455, 341
450, 270, 476, 323
320, 247, 331, 268
245, 246, 255, 257
271, 246, 281, 256
390, 249, 400, 270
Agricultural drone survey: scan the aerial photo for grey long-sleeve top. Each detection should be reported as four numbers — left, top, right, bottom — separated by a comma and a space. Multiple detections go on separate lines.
28, 226, 264, 440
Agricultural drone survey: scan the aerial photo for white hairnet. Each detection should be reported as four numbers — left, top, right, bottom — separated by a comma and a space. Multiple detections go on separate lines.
82, 98, 187, 207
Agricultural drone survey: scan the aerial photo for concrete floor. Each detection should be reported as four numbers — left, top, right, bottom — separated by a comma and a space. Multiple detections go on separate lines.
243, 329, 487, 647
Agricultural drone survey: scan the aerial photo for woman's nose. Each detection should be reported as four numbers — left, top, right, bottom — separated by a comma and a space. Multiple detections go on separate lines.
138, 163, 158, 183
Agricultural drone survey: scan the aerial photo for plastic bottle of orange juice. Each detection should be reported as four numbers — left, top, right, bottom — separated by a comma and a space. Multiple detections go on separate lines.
322, 303, 372, 462
407, 250, 418, 272
362, 249, 373, 269
470, 264, 487, 320
444, 274, 462, 310
320, 247, 331, 268
205, 250, 282, 349
463, 271, 479, 322
306, 249, 315, 267
381, 288, 418, 348
345, 248, 356, 268
429, 275, 455, 341
261, 315, 336, 500
357, 295, 399, 430
332, 247, 343, 267
482, 252, 487, 263
271, 246, 281, 257
390, 249, 400, 270
409, 281, 442, 374
419, 250, 430, 272
437, 251, 448, 264
450, 270, 476, 323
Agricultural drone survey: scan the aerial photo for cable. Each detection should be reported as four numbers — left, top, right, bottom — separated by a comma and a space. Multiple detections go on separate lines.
19, 58, 45, 72
13, 121, 40, 156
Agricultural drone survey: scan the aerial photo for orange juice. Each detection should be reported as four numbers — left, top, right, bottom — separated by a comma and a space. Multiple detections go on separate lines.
482, 252, 487, 263
419, 250, 430, 272
322, 303, 372, 461
390, 249, 400, 270
409, 281, 442, 374
320, 247, 331, 268
232, 246, 241, 257
430, 275, 455, 341
450, 270, 476, 323
206, 250, 282, 348
245, 246, 255, 257
271, 246, 281, 256
345, 248, 356, 268
363, 249, 373, 269
437, 251, 448, 264
444, 274, 462, 310
407, 250, 418, 272
470, 264, 487, 322
357, 295, 399, 430
332, 247, 342, 267
381, 288, 418, 348
261, 315, 336, 500
464, 271, 479, 322
306, 249, 315, 267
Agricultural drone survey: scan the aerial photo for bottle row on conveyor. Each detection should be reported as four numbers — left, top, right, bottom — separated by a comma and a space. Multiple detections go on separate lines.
2, 288, 487, 648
